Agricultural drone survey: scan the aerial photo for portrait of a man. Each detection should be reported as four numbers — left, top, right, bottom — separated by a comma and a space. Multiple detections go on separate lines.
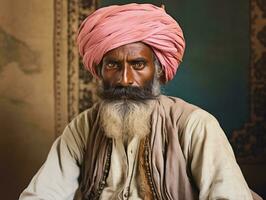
18, 3, 264, 200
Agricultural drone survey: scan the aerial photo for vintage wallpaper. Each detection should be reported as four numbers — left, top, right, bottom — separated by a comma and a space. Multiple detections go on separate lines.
0, 0, 265, 199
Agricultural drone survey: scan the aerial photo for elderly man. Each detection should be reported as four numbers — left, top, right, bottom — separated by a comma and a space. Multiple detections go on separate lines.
19, 3, 262, 200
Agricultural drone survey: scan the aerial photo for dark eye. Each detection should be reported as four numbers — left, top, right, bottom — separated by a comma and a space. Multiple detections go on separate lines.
105, 62, 118, 69
132, 62, 145, 70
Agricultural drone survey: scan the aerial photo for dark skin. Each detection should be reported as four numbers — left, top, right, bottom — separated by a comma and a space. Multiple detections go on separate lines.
101, 42, 156, 88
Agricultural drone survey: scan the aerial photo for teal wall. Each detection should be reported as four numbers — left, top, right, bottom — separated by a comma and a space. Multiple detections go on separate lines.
99, 0, 250, 135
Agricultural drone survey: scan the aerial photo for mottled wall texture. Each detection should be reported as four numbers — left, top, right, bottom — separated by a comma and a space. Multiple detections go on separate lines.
0, 0, 265, 199
0, 0, 55, 199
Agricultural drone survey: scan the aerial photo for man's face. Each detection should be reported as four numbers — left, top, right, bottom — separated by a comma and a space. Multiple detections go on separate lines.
99, 43, 157, 139
101, 42, 156, 88
99, 43, 158, 139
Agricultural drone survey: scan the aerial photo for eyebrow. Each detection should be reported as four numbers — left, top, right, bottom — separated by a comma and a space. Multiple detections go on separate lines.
103, 57, 120, 63
128, 57, 147, 63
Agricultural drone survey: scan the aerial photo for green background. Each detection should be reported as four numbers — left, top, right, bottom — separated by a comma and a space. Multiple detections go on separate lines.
100, 0, 250, 135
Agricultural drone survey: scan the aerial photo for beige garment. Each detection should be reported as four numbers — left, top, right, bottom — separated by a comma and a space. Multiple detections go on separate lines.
99, 137, 142, 200
19, 96, 256, 200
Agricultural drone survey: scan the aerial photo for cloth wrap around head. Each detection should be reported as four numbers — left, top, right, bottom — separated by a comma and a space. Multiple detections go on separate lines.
77, 3, 185, 82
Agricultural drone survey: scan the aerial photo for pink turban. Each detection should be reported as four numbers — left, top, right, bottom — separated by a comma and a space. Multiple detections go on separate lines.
77, 3, 185, 82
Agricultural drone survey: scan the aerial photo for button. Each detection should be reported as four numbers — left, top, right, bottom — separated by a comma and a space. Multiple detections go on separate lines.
123, 187, 129, 199
124, 191, 129, 198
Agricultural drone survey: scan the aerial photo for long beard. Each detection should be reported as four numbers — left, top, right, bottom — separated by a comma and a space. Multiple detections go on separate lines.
98, 75, 160, 142
100, 100, 154, 143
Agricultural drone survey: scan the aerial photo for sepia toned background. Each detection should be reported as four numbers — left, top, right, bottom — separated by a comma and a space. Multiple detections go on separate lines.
0, 0, 265, 199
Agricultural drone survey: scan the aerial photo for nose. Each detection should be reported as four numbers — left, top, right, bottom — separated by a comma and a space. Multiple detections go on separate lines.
117, 65, 134, 86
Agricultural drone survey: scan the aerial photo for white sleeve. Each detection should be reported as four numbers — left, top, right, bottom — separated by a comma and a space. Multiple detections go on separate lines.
19, 116, 87, 200
183, 109, 253, 200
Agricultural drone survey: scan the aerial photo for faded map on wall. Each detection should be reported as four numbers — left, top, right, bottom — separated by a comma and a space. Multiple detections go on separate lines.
0, 0, 55, 199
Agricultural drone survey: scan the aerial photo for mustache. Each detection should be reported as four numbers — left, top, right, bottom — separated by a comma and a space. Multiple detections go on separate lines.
99, 85, 157, 101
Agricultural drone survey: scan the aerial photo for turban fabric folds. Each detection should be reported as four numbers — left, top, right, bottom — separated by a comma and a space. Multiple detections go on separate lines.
77, 3, 185, 82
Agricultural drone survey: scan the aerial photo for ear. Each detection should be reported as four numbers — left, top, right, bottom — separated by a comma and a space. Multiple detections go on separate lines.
156, 67, 166, 84
159, 72, 167, 84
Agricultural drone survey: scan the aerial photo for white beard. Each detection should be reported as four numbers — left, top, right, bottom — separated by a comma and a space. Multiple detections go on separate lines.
100, 100, 154, 144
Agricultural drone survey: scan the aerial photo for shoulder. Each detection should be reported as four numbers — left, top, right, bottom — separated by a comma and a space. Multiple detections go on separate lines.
157, 95, 200, 126
157, 95, 198, 112
179, 104, 221, 140
184, 108, 221, 133
157, 95, 223, 142
158, 95, 216, 121
158, 95, 194, 105
68, 102, 101, 133
187, 108, 217, 125
177, 104, 227, 164
181, 107, 227, 152
62, 102, 101, 148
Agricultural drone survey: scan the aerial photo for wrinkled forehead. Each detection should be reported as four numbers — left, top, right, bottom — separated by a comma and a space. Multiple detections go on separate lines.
102, 42, 155, 61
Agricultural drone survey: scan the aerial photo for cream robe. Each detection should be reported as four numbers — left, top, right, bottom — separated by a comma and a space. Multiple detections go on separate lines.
19, 95, 261, 200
